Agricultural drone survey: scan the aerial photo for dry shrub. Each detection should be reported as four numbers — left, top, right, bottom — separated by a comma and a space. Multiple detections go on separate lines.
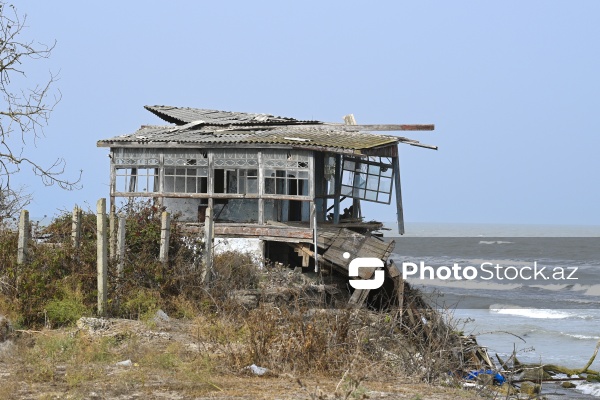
212, 251, 260, 291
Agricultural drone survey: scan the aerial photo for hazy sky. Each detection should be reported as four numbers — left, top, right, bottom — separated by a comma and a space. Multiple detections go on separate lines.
10, 1, 600, 226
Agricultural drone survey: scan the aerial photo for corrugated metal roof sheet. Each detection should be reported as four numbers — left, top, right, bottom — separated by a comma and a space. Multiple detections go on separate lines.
98, 106, 436, 152
98, 124, 416, 152
145, 105, 321, 126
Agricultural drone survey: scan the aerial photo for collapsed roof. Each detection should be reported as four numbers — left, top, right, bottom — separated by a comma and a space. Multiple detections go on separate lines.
97, 105, 436, 155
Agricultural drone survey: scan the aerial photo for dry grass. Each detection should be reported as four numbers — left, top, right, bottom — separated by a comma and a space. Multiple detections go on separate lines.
0, 317, 482, 400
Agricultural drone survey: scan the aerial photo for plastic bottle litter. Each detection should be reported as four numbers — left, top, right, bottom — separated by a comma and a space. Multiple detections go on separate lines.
245, 364, 268, 375
116, 359, 133, 367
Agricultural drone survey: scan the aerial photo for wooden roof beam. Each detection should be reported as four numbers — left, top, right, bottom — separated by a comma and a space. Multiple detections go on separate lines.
323, 123, 434, 132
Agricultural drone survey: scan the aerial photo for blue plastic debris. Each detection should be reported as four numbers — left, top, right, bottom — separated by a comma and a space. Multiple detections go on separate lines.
466, 370, 505, 385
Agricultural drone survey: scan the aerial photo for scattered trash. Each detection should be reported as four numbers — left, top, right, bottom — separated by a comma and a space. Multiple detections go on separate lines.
77, 317, 110, 333
465, 369, 505, 385
116, 359, 133, 367
245, 364, 269, 375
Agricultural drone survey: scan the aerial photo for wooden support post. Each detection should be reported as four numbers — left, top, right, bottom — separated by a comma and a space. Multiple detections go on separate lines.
202, 207, 214, 284
116, 214, 126, 277
311, 203, 319, 273
17, 210, 29, 265
344, 114, 362, 219
349, 289, 370, 308
333, 154, 342, 224
159, 211, 171, 264
109, 204, 116, 259
71, 206, 82, 249
396, 275, 404, 317
392, 155, 405, 235
96, 198, 108, 316
258, 151, 264, 224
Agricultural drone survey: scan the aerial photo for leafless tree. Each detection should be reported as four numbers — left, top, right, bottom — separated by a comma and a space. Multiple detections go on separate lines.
0, 2, 80, 221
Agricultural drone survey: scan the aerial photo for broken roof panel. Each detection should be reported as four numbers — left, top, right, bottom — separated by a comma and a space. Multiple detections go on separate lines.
97, 106, 437, 152
145, 105, 321, 126
98, 124, 432, 153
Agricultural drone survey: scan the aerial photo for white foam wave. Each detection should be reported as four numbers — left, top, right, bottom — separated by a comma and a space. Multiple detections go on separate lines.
526, 283, 600, 297
489, 304, 572, 319
406, 278, 522, 291
478, 240, 514, 245
584, 285, 600, 296
562, 333, 600, 340
529, 284, 570, 291
464, 258, 533, 268
576, 382, 600, 397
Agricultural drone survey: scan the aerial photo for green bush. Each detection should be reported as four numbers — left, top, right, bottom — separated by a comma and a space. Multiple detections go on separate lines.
45, 285, 90, 327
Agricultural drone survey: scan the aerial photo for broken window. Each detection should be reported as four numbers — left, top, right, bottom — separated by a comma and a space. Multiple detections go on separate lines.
164, 167, 208, 194
340, 157, 394, 204
263, 151, 310, 197
113, 149, 160, 193
115, 168, 158, 193
213, 150, 259, 194
163, 150, 209, 194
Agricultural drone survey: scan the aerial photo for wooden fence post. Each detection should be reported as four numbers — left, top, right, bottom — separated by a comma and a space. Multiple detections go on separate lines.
116, 214, 126, 277
96, 198, 108, 316
17, 210, 29, 264
71, 206, 82, 248
159, 211, 170, 264
202, 207, 213, 283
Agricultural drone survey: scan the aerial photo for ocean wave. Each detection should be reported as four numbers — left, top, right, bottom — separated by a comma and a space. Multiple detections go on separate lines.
529, 284, 570, 291
584, 285, 600, 297
523, 283, 600, 297
576, 382, 600, 397
566, 284, 600, 296
478, 240, 514, 245
406, 278, 522, 291
489, 304, 572, 319
561, 332, 600, 340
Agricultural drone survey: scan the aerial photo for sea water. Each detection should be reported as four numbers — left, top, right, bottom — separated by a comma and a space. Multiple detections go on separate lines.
386, 223, 600, 398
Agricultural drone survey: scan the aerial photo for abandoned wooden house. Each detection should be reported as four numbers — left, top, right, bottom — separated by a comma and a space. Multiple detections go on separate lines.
97, 105, 435, 301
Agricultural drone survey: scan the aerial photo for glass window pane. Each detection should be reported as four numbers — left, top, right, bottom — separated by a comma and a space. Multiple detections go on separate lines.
186, 177, 197, 193
365, 190, 378, 201
367, 175, 379, 191
368, 164, 381, 175
380, 177, 392, 193
175, 177, 185, 192
276, 178, 286, 194
265, 178, 275, 194
378, 192, 390, 203
247, 178, 258, 193
165, 176, 175, 192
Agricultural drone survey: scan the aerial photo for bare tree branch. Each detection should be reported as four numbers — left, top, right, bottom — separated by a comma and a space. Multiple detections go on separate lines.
0, 2, 81, 220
